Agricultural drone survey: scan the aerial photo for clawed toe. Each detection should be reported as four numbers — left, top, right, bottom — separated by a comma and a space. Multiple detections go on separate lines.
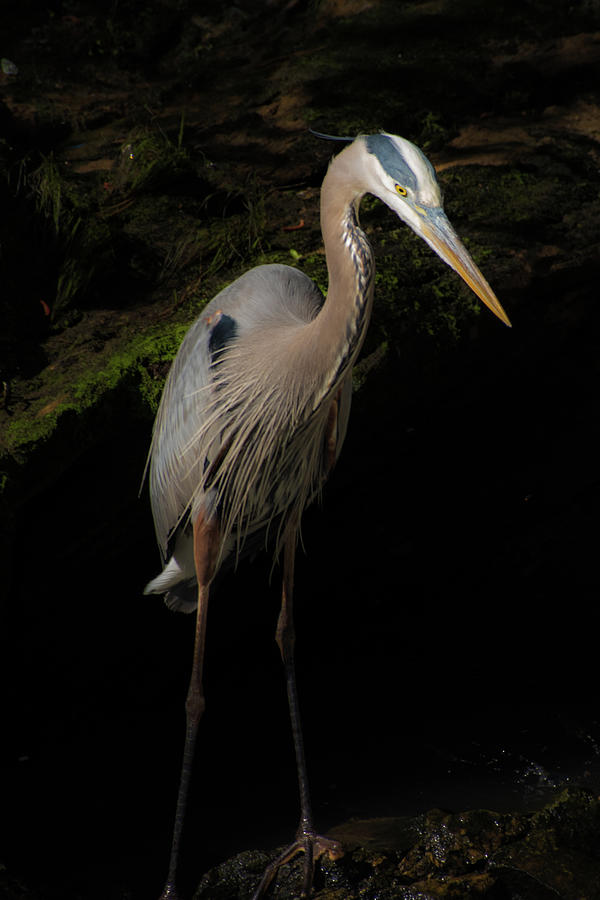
251, 832, 343, 899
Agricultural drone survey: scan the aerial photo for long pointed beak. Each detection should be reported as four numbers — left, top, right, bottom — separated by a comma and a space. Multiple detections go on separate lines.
419, 208, 511, 327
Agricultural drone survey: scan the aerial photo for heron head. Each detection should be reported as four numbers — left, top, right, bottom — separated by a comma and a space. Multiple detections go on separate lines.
360, 132, 511, 327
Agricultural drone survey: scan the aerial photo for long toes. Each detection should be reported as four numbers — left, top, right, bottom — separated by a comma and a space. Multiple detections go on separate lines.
251, 834, 343, 899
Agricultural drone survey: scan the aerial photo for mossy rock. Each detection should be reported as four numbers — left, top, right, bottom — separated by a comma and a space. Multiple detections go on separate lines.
191, 789, 600, 899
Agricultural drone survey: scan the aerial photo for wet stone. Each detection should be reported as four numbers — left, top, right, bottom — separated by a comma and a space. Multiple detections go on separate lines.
193, 789, 600, 899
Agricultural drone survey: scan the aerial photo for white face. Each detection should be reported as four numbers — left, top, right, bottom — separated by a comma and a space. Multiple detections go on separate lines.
359, 132, 511, 327
382, 133, 442, 207
363, 132, 442, 226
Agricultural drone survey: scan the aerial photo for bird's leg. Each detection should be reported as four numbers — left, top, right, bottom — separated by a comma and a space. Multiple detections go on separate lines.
252, 528, 343, 900
159, 514, 219, 900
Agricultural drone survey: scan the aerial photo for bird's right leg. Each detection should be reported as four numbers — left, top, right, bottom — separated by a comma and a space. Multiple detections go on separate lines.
251, 526, 343, 899
159, 513, 219, 900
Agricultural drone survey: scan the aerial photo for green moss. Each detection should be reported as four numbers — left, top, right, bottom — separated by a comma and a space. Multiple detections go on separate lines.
362, 199, 484, 348
1, 318, 192, 470
113, 124, 190, 196
441, 165, 574, 234
299, 252, 328, 296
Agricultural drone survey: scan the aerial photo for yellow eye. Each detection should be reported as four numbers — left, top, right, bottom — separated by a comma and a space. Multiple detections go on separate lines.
395, 184, 408, 197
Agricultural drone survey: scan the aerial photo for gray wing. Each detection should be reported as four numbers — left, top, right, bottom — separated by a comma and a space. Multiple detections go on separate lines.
147, 264, 325, 583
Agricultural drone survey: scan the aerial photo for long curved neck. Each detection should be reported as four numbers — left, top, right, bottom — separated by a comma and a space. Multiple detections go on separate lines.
310, 142, 376, 389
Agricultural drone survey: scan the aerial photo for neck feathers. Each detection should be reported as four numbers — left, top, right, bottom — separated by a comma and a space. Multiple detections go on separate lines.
311, 141, 376, 394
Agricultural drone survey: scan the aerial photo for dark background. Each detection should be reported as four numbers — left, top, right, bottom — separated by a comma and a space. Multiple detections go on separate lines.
2, 1, 600, 898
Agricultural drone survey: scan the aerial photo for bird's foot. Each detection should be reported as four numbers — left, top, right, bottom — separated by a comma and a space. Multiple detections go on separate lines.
251, 829, 343, 899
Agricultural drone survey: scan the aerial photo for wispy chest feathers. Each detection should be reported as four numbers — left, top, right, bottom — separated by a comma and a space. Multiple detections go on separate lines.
148, 266, 329, 562
194, 199, 378, 560
194, 325, 336, 561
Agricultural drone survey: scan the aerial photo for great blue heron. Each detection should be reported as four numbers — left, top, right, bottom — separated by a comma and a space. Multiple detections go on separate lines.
144, 131, 510, 899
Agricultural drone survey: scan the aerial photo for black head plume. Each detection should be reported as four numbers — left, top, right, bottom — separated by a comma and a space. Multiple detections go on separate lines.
309, 129, 354, 144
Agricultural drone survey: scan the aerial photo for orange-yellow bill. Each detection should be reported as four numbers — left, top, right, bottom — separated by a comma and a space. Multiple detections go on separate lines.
420, 209, 511, 327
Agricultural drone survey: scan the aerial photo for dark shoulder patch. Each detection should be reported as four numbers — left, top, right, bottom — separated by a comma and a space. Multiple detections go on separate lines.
208, 311, 238, 366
